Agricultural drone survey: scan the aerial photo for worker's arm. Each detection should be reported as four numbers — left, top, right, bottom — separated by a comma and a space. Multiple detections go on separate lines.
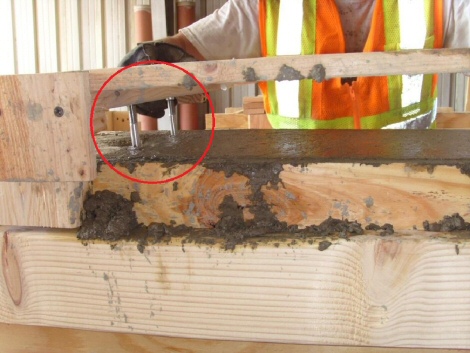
163, 33, 205, 61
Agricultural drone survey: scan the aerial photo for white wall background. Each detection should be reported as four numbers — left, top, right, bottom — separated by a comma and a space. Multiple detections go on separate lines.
0, 0, 136, 75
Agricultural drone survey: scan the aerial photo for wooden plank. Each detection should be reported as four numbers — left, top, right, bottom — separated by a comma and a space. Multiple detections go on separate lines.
243, 95, 265, 115
89, 49, 470, 109
205, 112, 249, 130
1, 227, 470, 348
467, 77, 470, 111
106, 111, 130, 131
436, 112, 470, 129
0, 324, 465, 353
225, 107, 243, 114
0, 181, 89, 228
94, 161, 470, 231
95, 130, 470, 230
0, 72, 96, 182
0, 73, 96, 182
249, 113, 271, 129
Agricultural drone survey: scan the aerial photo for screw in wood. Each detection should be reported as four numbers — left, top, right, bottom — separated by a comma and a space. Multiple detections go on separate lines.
54, 106, 64, 117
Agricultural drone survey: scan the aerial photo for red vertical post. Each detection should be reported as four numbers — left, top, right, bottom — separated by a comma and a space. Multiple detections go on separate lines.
134, 4, 158, 131
177, 0, 200, 130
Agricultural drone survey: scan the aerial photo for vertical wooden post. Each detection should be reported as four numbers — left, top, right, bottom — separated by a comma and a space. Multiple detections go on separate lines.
0, 71, 94, 227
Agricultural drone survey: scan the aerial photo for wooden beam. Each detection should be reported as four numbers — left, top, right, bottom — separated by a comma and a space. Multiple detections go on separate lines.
205, 112, 249, 130
0, 72, 96, 182
0, 324, 466, 353
94, 130, 470, 234
436, 112, 470, 129
0, 181, 89, 228
1, 227, 470, 348
88, 49, 470, 109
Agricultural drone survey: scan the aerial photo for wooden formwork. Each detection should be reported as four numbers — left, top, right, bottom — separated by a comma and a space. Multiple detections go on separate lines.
1, 49, 470, 352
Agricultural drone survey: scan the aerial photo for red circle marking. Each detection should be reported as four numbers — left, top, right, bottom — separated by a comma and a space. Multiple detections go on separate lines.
90, 60, 216, 184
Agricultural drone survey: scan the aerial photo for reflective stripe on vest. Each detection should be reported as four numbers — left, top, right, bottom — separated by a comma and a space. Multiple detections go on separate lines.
258, 0, 444, 129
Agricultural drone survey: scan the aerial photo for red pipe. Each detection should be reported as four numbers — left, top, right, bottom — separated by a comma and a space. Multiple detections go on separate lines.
134, 5, 158, 131
177, 0, 199, 130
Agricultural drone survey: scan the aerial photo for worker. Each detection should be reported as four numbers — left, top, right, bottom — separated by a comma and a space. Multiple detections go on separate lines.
120, 0, 470, 129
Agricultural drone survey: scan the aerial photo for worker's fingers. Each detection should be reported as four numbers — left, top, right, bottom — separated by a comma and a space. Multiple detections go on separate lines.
177, 93, 207, 104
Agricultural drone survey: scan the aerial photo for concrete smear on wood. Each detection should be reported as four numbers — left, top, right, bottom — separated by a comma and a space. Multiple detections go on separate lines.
242, 67, 260, 82
78, 190, 470, 252
87, 130, 470, 252
423, 213, 470, 232
77, 190, 367, 252
309, 64, 326, 82
276, 65, 305, 81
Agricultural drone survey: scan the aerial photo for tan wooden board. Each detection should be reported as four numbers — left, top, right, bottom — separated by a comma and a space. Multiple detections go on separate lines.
249, 113, 271, 129
0, 181, 90, 228
466, 76, 470, 111
93, 162, 470, 231
0, 72, 96, 182
89, 49, 470, 109
436, 112, 470, 129
0, 324, 466, 353
205, 113, 249, 130
1, 227, 470, 348
244, 108, 266, 115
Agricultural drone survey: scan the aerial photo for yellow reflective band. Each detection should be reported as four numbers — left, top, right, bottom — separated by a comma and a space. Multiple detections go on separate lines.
268, 96, 437, 130
268, 114, 356, 129
265, 1, 279, 57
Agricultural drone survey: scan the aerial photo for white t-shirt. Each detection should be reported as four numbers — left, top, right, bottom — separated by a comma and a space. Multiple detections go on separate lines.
181, 0, 470, 60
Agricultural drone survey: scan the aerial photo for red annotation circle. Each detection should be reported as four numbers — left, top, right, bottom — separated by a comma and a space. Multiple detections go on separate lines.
90, 60, 216, 184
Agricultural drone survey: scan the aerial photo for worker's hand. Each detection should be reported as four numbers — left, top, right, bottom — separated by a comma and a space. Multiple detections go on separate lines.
120, 41, 195, 67
119, 42, 201, 118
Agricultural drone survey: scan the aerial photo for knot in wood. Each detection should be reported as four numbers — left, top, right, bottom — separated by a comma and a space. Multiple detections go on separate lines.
2, 232, 23, 306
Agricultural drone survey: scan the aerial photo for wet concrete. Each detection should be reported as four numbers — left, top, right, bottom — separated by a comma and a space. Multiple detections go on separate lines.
78, 190, 369, 252
97, 130, 470, 172
423, 213, 470, 232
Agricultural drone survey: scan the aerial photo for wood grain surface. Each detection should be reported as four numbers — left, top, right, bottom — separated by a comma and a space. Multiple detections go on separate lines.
0, 72, 96, 182
1, 228, 469, 349
0, 181, 89, 228
93, 162, 470, 231
89, 49, 470, 109
0, 324, 466, 353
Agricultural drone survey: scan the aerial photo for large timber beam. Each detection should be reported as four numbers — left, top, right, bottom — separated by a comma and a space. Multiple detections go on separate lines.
1, 227, 470, 349
92, 130, 470, 233
89, 49, 470, 109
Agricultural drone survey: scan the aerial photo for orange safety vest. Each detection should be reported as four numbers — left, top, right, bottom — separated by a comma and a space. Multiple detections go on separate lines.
258, 0, 444, 129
